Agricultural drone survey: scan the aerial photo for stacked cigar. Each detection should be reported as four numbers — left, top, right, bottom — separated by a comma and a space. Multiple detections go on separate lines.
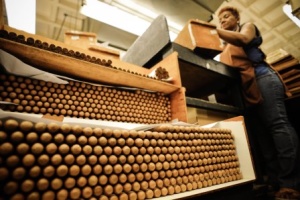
155, 67, 170, 80
0, 118, 242, 200
0, 30, 170, 81
0, 73, 172, 124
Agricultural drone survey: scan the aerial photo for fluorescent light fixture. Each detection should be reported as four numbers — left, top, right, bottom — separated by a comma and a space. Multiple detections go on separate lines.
112, 0, 183, 32
81, 0, 150, 36
80, 0, 181, 40
4, 0, 36, 34
283, 3, 300, 28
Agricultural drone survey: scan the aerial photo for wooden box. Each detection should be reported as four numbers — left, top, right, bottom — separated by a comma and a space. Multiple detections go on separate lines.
0, 25, 187, 122
64, 31, 120, 59
64, 31, 97, 49
174, 19, 224, 59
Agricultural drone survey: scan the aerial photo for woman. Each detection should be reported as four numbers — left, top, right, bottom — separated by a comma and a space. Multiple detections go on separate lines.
216, 6, 300, 200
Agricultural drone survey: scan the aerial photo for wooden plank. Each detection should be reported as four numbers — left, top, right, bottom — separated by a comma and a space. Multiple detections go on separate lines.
280, 68, 300, 79
283, 74, 300, 84
290, 86, 300, 94
170, 87, 188, 122
272, 57, 299, 72
271, 54, 295, 66
0, 38, 180, 94
286, 79, 300, 89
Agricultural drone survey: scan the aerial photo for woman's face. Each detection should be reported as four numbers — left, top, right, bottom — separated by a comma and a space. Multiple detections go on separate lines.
218, 10, 239, 31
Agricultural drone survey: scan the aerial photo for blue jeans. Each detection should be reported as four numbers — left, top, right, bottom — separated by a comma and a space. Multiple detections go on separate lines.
245, 67, 300, 190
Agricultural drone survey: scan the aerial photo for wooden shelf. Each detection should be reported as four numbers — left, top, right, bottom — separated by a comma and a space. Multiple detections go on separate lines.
186, 97, 242, 114
170, 43, 240, 97
167, 43, 244, 111
0, 38, 180, 94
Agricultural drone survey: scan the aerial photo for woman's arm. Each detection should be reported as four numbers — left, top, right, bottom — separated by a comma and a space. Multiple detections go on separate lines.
216, 22, 257, 46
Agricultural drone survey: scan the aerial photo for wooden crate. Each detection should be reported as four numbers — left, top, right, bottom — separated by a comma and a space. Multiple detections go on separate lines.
174, 19, 224, 59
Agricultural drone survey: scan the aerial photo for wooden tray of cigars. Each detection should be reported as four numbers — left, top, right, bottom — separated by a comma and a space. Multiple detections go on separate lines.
0, 30, 180, 95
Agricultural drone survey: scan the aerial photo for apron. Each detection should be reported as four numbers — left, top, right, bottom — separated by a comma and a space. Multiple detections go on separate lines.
220, 43, 264, 107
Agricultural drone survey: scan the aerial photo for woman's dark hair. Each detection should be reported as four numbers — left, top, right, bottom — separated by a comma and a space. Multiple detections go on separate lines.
218, 6, 240, 20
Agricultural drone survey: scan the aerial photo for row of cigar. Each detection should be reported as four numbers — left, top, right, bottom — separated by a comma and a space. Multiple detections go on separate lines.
0, 30, 112, 67
1, 174, 242, 200
0, 73, 172, 123
0, 118, 242, 200
0, 29, 170, 81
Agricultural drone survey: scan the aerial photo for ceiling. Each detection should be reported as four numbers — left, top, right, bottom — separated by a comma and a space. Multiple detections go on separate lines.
13, 0, 300, 61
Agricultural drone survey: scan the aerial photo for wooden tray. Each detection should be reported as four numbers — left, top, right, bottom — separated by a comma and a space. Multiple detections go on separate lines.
0, 38, 180, 94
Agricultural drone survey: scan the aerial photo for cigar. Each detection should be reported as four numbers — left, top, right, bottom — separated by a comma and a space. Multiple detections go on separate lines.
153, 188, 162, 198
69, 187, 81, 200
57, 189, 69, 200
88, 136, 98, 146
10, 130, 23, 142
57, 144, 69, 155
88, 154, 98, 165
102, 144, 113, 155
68, 165, 80, 177
108, 137, 117, 147
114, 183, 123, 195
103, 184, 114, 196
134, 172, 143, 182
42, 165, 55, 179
130, 164, 139, 174
121, 163, 131, 174
77, 176, 87, 188
64, 177, 76, 189
40, 132, 52, 144
28, 165, 41, 178
132, 181, 140, 192
118, 173, 127, 184
53, 132, 64, 144
41, 190, 56, 200
37, 178, 49, 191
122, 173, 134, 185
93, 185, 103, 197
103, 165, 113, 175
26, 192, 40, 200
137, 190, 146, 200
161, 187, 168, 196
70, 144, 82, 155
76, 154, 86, 166
119, 193, 129, 200
22, 153, 35, 167
12, 167, 26, 180
56, 164, 68, 177
78, 135, 88, 146
36, 154, 49, 166
3, 181, 18, 195
45, 143, 58, 155
87, 175, 98, 187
